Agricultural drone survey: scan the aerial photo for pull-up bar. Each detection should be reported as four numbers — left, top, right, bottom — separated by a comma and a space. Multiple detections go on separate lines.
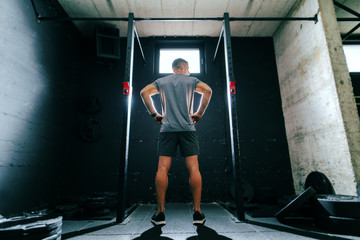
31, 0, 360, 23
34, 15, 360, 22
35, 16, 320, 23
30, 1, 319, 23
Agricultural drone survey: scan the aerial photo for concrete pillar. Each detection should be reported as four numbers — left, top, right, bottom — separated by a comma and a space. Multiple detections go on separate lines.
273, 0, 360, 195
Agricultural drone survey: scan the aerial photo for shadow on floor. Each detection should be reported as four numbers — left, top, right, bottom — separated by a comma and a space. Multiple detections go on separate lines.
187, 225, 232, 240
133, 225, 232, 240
132, 226, 173, 240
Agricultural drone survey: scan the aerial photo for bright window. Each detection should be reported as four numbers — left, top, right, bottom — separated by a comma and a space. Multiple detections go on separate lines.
343, 45, 360, 72
159, 49, 200, 74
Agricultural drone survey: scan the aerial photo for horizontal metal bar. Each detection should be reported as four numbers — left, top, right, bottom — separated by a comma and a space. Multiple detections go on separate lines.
136, 17, 317, 22
343, 40, 360, 44
31, 0, 357, 24
37, 16, 222, 22
37, 16, 319, 22
135, 17, 223, 21
37, 15, 360, 23
38, 16, 129, 21
229, 17, 316, 21
337, 18, 360, 21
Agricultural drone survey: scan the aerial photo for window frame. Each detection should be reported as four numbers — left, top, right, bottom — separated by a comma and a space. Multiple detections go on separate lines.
154, 39, 206, 77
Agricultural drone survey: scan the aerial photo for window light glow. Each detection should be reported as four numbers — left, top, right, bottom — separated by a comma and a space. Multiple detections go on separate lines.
159, 49, 200, 74
343, 45, 360, 72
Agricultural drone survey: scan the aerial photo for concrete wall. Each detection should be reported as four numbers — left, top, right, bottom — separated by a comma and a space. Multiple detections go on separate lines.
0, 0, 82, 215
273, 0, 360, 195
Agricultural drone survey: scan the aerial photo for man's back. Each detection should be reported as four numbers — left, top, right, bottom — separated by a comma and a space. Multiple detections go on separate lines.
153, 74, 201, 132
140, 58, 212, 225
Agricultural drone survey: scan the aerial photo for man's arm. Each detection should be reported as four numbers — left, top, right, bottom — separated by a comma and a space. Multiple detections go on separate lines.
140, 84, 163, 123
192, 82, 212, 124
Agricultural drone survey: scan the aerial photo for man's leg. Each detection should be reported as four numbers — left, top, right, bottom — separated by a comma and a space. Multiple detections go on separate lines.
185, 155, 202, 213
155, 156, 172, 213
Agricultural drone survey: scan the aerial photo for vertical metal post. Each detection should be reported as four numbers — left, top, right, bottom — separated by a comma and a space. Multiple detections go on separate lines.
117, 12, 135, 223
223, 12, 245, 220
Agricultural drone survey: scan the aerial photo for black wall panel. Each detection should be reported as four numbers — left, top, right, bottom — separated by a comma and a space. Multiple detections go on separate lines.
65, 37, 126, 196
232, 38, 294, 202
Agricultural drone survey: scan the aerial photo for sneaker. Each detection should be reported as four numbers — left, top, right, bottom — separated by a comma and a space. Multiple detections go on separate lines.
193, 211, 206, 225
151, 212, 166, 226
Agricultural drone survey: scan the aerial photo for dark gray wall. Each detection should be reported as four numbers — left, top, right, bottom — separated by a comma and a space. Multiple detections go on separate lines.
65, 37, 126, 196
0, 0, 82, 215
233, 38, 294, 202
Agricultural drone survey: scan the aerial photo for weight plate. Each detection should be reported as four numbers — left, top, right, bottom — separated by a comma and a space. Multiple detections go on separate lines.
305, 171, 335, 194
315, 194, 360, 219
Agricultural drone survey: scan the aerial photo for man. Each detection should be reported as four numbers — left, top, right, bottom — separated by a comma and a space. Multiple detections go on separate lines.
140, 58, 212, 226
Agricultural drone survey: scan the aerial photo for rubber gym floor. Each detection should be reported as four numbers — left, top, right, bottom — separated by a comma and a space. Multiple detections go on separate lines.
60, 202, 360, 240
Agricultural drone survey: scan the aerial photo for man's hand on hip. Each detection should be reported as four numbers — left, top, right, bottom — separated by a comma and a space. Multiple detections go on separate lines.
153, 114, 163, 124
190, 113, 202, 125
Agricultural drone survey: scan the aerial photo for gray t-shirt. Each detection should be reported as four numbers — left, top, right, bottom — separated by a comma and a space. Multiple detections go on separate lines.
152, 74, 202, 132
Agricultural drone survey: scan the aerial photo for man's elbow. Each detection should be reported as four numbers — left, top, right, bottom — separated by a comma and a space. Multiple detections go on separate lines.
204, 87, 212, 97
140, 89, 147, 97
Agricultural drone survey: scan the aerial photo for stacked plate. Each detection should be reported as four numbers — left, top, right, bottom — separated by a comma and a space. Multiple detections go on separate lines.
0, 215, 62, 240
314, 194, 360, 235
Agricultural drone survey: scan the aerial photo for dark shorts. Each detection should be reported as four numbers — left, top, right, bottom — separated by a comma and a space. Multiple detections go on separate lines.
158, 131, 200, 157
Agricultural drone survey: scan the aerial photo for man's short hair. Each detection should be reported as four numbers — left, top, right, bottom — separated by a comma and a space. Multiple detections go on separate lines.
172, 58, 188, 69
